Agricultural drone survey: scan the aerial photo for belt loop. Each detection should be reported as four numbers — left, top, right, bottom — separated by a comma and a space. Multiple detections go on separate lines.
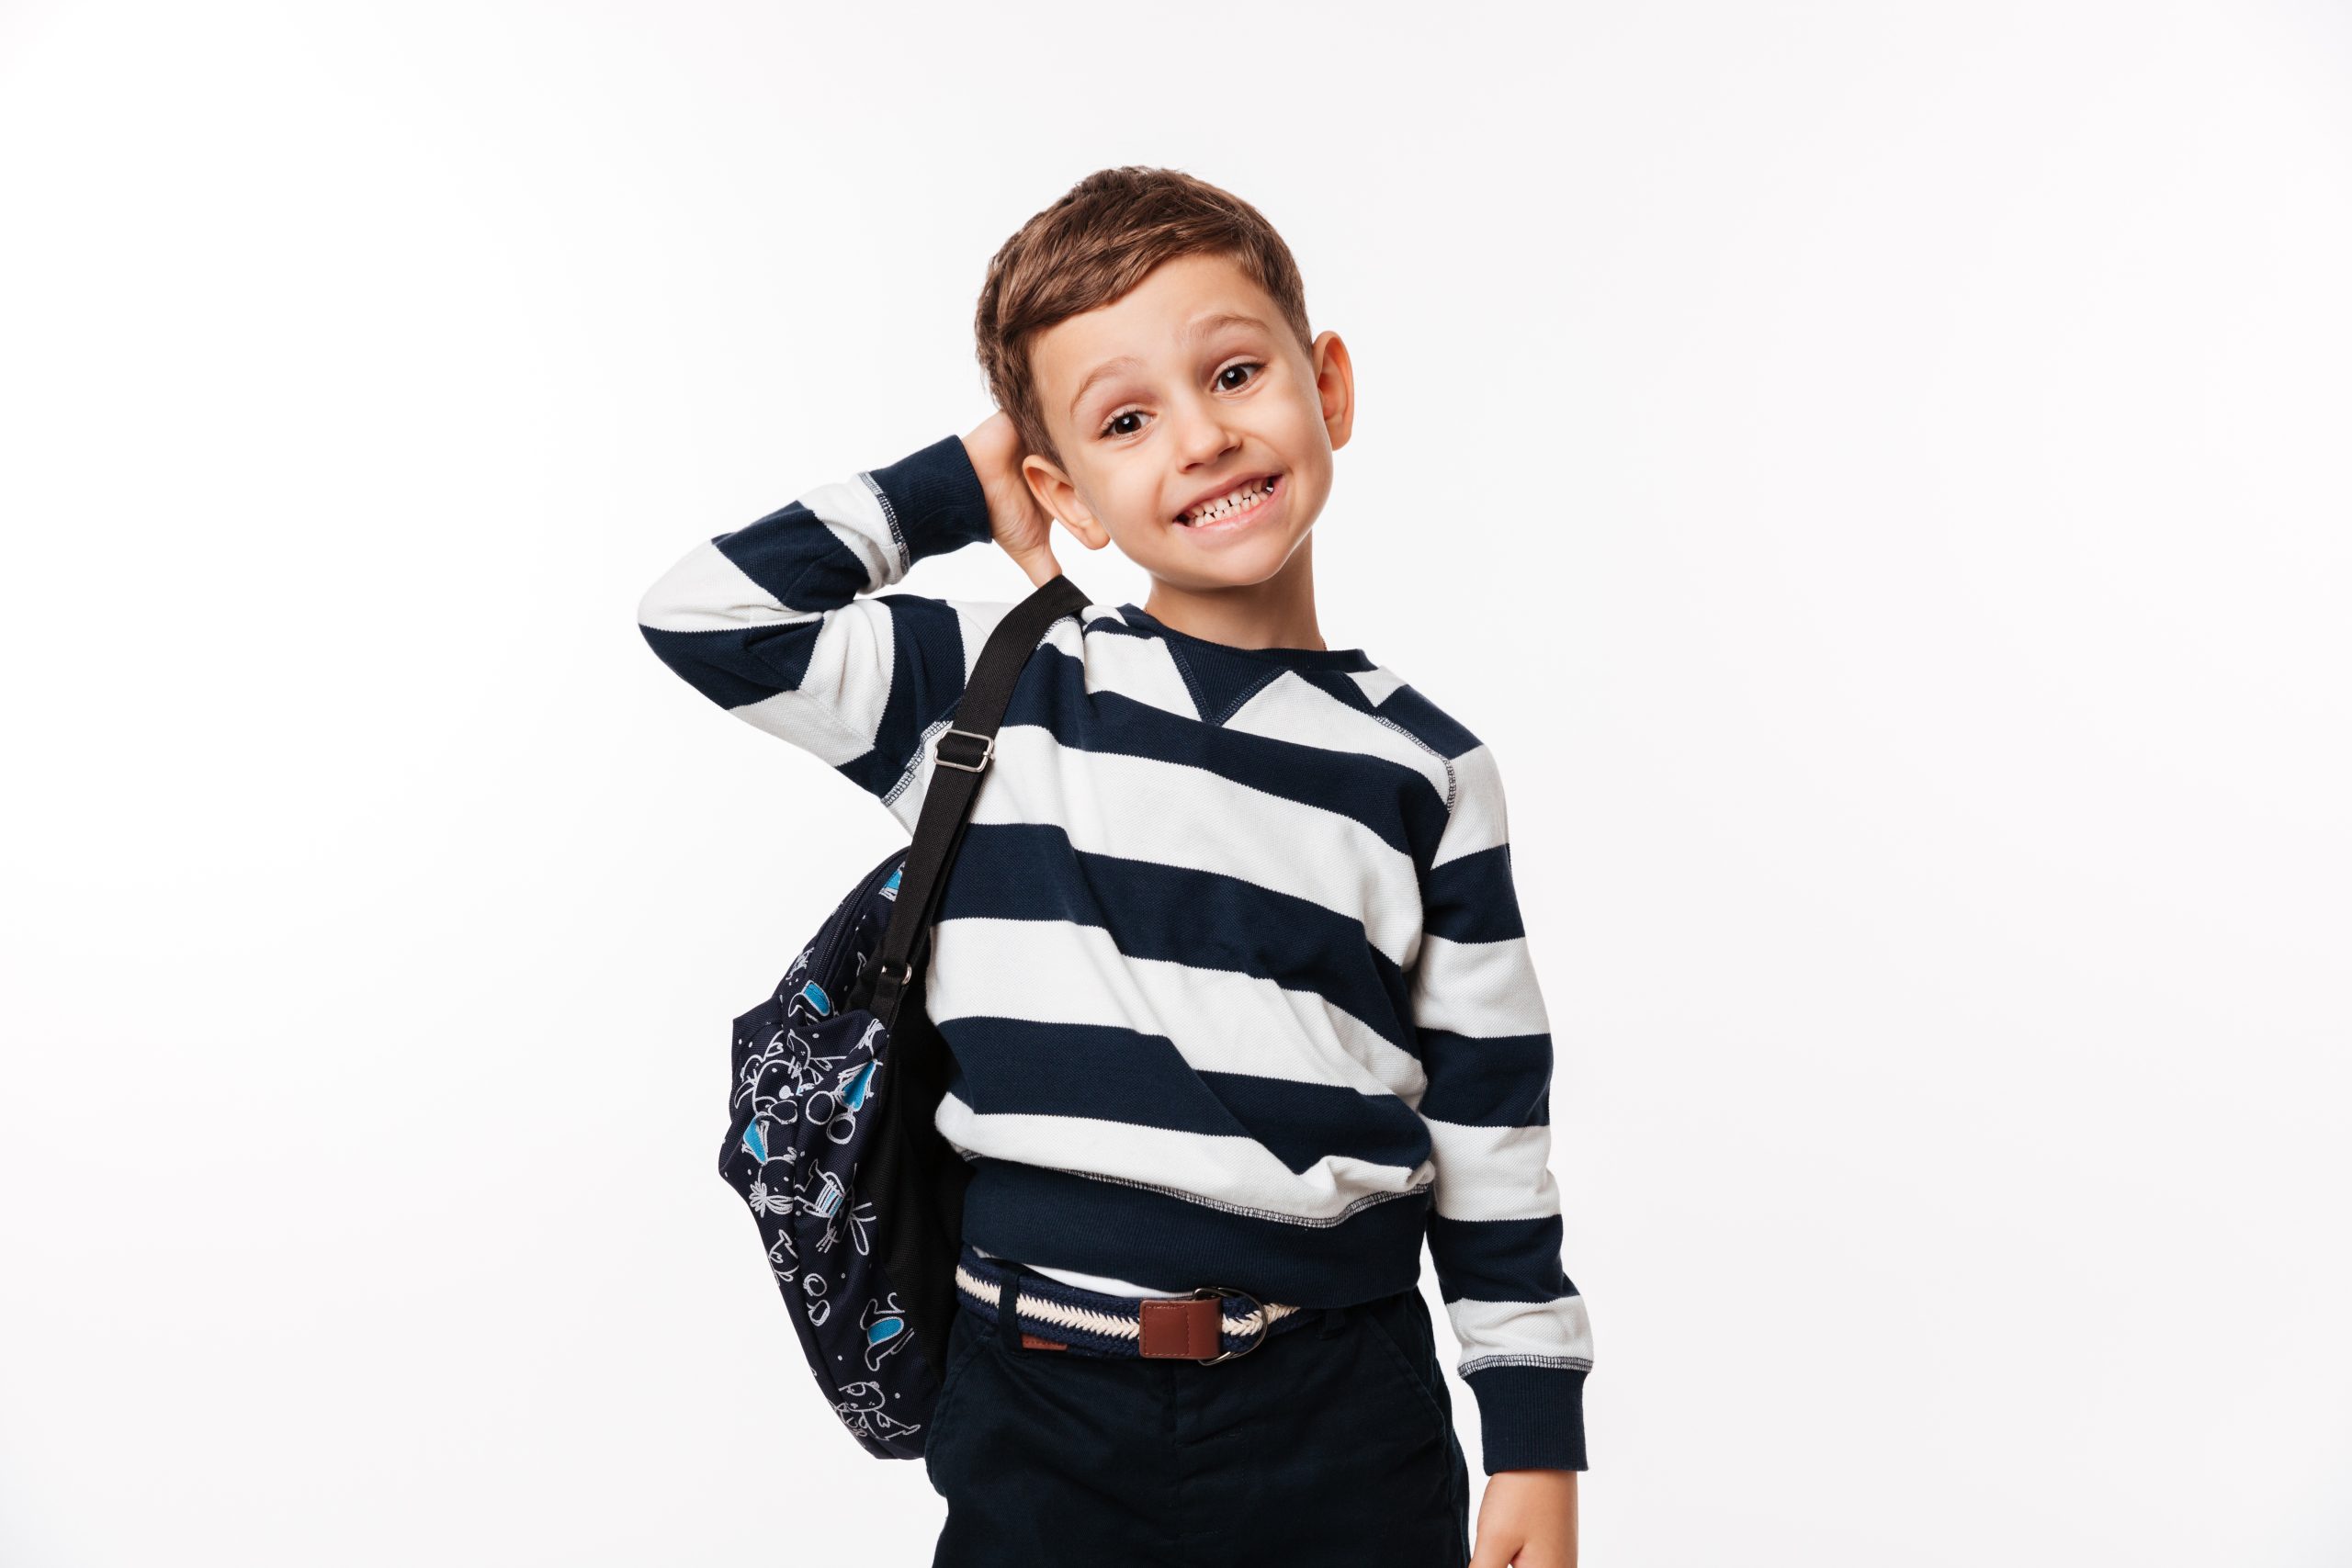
1317, 1303, 1351, 1337
996, 1264, 1026, 1350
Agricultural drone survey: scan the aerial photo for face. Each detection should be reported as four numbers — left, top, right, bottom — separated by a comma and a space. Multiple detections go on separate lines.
1020, 251, 1354, 593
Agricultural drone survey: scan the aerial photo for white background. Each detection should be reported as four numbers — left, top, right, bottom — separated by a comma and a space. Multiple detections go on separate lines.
4, 2, 2347, 1563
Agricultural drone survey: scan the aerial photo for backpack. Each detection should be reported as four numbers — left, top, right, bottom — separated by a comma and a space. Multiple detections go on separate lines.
716, 571, 1091, 1460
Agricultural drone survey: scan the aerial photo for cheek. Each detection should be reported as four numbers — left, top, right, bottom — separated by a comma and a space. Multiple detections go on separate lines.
1116, 475, 1172, 530
1272, 397, 1335, 463
1278, 428, 1334, 493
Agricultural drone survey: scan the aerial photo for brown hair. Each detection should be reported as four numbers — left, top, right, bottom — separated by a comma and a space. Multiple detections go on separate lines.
974, 165, 1314, 470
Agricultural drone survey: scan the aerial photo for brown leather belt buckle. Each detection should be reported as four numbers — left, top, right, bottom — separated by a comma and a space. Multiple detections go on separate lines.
1138, 1286, 1264, 1363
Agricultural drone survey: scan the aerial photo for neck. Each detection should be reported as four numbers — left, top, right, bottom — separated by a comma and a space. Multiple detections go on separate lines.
1141, 538, 1330, 652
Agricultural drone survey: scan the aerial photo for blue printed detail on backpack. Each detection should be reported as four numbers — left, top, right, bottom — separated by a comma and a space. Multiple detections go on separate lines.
863, 1297, 911, 1371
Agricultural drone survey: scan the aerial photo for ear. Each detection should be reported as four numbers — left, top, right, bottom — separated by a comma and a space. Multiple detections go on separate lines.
1022, 454, 1113, 551
1310, 330, 1355, 452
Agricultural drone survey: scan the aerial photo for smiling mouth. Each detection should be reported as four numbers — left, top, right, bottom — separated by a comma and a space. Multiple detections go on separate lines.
1175, 474, 1280, 528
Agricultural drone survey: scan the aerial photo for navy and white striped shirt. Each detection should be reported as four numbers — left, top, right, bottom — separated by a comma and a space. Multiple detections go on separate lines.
638, 433, 1593, 1471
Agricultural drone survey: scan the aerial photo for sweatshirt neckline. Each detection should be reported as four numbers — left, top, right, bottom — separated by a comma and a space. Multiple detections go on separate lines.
1118, 602, 1373, 671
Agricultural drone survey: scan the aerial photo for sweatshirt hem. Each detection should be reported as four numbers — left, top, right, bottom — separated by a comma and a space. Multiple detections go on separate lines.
957, 1156, 1433, 1308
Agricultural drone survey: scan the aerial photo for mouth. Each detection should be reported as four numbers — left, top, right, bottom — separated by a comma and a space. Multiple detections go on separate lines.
1173, 473, 1281, 531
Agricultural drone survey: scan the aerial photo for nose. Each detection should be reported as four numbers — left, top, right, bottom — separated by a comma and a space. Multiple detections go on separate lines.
1169, 387, 1243, 470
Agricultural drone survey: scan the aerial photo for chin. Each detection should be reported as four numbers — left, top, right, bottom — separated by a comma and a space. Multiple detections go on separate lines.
1168, 547, 1304, 592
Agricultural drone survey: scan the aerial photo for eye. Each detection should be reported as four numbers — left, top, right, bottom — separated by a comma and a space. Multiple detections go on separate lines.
1096, 361, 1266, 440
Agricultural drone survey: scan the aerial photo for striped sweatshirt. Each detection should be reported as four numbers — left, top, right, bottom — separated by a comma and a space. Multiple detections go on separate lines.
637, 434, 1594, 1472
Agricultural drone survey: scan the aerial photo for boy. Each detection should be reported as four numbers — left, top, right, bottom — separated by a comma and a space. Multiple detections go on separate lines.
637, 166, 1593, 1567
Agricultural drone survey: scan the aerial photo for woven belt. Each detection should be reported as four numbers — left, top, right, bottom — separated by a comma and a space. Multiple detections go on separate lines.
955, 1243, 1314, 1363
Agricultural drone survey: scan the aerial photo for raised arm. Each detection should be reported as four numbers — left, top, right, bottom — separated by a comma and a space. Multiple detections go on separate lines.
635, 432, 1017, 829
1409, 739, 1594, 1475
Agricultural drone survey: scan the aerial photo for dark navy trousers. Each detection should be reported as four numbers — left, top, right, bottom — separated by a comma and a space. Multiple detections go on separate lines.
922, 1272, 1473, 1566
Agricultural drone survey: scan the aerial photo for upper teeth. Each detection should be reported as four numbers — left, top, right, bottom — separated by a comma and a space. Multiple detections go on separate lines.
1182, 477, 1274, 525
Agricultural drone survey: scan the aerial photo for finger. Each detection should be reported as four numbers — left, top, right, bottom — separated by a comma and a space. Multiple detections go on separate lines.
1468, 1529, 1520, 1568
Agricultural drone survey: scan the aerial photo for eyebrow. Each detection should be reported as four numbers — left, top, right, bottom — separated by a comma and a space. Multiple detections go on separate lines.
1067, 311, 1273, 421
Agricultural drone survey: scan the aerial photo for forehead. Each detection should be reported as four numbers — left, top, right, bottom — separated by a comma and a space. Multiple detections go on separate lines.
1030, 252, 1284, 413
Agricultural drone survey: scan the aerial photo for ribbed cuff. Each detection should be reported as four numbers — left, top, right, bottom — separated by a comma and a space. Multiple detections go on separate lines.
865, 433, 996, 567
1464, 1363, 1589, 1472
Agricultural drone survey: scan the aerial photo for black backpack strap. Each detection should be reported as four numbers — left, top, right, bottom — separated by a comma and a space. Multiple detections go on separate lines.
865, 571, 1091, 1025
855, 570, 1090, 1382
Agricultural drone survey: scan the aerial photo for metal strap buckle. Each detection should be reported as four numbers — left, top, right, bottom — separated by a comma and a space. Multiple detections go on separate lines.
1189, 1284, 1266, 1364
861, 955, 913, 1005
934, 728, 994, 773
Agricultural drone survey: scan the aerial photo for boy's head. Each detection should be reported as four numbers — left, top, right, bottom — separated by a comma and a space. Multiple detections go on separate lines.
974, 166, 1354, 595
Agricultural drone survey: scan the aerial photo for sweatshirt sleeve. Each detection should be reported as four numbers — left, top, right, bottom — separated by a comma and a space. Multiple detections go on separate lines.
635, 433, 1013, 829
1409, 739, 1595, 1472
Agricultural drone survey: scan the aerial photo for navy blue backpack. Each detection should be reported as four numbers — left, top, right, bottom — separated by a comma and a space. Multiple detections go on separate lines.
717, 572, 1090, 1460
